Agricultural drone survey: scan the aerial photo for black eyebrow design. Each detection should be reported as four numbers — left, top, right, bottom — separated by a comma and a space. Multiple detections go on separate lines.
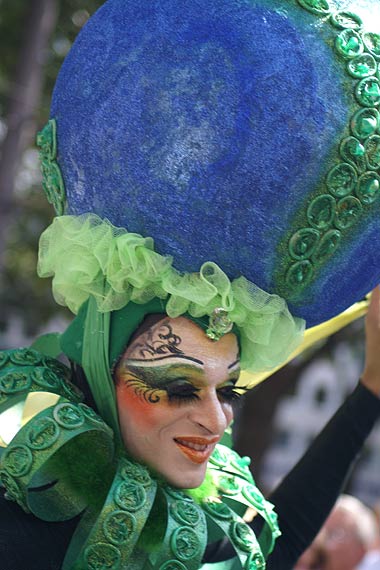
228, 359, 240, 370
127, 354, 204, 365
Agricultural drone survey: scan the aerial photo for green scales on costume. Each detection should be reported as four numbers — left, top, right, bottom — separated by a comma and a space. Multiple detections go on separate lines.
0, 347, 280, 570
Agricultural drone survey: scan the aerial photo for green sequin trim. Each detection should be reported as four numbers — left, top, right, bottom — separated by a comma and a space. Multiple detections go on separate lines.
36, 119, 67, 216
280, 4, 380, 297
0, 348, 81, 415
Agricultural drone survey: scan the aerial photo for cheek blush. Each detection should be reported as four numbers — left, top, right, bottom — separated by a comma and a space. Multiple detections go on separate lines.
117, 384, 167, 430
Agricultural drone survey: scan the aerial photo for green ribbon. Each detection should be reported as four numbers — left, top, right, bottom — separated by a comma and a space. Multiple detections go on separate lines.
82, 297, 121, 441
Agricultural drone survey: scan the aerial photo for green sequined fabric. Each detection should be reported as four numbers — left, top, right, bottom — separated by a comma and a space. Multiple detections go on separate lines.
36, 119, 67, 216
279, 3, 380, 297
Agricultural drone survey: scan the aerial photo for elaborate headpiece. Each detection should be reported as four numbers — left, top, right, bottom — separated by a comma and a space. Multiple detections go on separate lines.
1, 1, 380, 568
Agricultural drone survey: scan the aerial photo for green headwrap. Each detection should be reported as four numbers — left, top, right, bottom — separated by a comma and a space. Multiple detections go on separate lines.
60, 296, 234, 440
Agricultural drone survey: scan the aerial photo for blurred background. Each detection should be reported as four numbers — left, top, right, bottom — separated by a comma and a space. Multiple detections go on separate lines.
0, 0, 379, 510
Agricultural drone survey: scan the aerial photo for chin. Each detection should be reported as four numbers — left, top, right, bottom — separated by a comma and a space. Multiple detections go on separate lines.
163, 466, 207, 489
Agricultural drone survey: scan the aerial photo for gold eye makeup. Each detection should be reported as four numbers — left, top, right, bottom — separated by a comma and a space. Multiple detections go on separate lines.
117, 360, 245, 406
117, 363, 204, 404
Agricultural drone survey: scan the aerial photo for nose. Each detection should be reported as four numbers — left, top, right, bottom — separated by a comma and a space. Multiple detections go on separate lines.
188, 391, 231, 435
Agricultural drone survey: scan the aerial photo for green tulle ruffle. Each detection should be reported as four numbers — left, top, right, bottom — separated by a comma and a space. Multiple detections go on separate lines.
38, 214, 305, 372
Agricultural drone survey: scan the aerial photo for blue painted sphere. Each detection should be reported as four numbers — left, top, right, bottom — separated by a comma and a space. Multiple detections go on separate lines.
51, 0, 380, 326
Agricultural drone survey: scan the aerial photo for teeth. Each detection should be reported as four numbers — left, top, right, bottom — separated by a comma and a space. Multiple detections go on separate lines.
176, 439, 208, 452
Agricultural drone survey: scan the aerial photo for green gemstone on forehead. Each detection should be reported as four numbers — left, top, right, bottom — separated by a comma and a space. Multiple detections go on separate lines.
340, 137, 366, 172
335, 196, 362, 229
356, 77, 380, 107
330, 11, 363, 30
365, 135, 380, 169
347, 53, 377, 78
207, 308, 233, 341
296, 0, 331, 16
289, 228, 320, 260
286, 260, 314, 288
336, 29, 364, 59
356, 171, 380, 204
351, 108, 380, 138
307, 195, 335, 229
312, 229, 341, 263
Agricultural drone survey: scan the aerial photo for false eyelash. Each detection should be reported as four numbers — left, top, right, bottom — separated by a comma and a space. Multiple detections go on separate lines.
166, 383, 201, 404
217, 384, 249, 403
167, 392, 200, 405
217, 389, 242, 403
166, 386, 247, 405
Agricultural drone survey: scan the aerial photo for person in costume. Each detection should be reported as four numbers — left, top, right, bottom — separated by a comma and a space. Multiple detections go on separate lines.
1, 0, 380, 569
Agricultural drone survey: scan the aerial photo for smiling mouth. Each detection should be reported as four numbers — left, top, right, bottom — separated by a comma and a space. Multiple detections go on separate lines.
174, 436, 219, 464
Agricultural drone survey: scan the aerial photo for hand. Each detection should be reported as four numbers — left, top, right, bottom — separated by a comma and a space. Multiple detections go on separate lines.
361, 286, 380, 398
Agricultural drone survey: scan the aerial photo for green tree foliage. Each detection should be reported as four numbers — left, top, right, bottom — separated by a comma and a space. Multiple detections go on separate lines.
0, 1, 102, 343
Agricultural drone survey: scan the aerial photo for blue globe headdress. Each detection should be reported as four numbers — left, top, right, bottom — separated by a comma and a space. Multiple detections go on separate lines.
36, 0, 380, 376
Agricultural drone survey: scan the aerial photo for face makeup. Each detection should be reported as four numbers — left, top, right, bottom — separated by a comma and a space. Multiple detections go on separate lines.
115, 316, 241, 488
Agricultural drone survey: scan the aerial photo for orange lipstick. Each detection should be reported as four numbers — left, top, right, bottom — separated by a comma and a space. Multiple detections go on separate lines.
174, 436, 219, 464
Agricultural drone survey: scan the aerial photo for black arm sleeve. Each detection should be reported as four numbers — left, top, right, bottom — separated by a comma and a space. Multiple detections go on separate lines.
265, 381, 380, 569
0, 491, 79, 570
204, 382, 380, 567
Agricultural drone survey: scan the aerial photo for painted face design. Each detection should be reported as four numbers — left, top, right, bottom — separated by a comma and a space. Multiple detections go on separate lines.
115, 316, 241, 488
